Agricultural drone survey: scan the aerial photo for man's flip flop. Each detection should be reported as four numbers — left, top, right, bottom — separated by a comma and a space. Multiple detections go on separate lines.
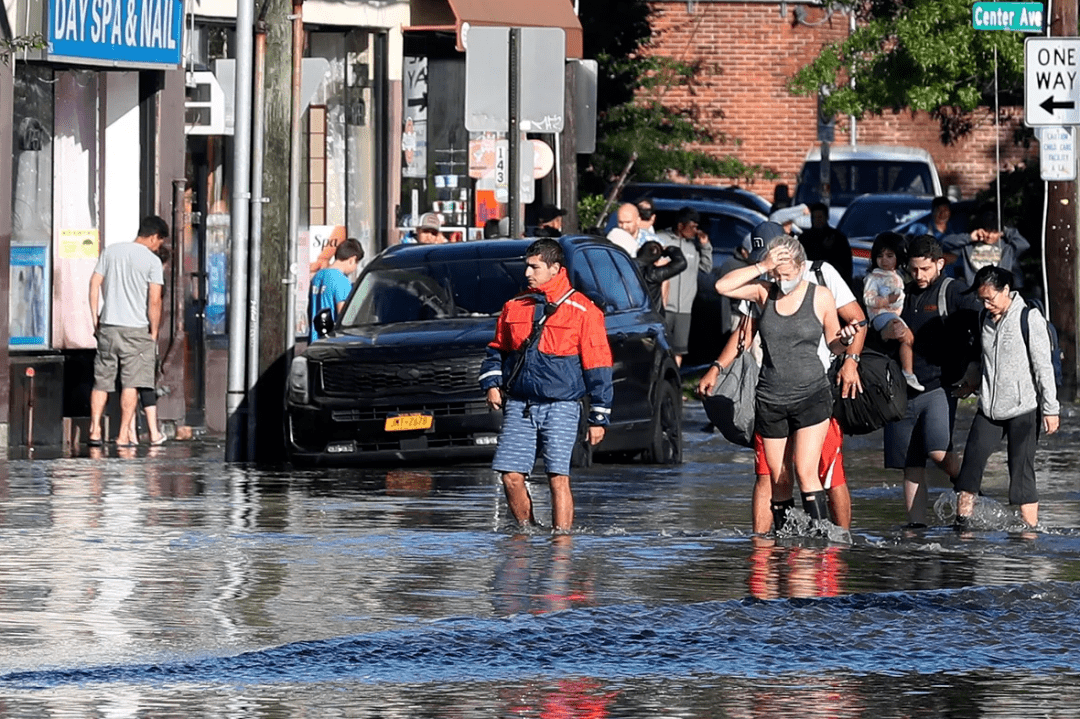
88, 438, 103, 447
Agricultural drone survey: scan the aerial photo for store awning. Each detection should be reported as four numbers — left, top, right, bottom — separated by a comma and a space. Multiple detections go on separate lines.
408, 0, 584, 59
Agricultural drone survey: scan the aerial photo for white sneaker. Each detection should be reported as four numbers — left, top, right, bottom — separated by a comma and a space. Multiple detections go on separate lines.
903, 371, 924, 391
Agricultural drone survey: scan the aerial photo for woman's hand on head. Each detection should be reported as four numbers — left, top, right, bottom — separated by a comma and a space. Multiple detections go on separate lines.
759, 246, 790, 273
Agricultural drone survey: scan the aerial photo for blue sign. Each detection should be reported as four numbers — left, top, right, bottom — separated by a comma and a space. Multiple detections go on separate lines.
48, 0, 183, 67
9, 245, 49, 347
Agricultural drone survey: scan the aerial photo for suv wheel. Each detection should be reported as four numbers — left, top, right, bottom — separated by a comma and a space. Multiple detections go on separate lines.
643, 381, 682, 464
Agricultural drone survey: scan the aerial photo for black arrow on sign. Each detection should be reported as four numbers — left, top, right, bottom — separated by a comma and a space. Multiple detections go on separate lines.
1040, 96, 1076, 114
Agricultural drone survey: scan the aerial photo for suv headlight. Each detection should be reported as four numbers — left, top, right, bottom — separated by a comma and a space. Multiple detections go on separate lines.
288, 356, 309, 404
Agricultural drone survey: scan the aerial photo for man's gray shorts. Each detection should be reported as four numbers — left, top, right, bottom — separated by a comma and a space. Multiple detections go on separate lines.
663, 311, 692, 355
883, 387, 957, 469
93, 324, 156, 391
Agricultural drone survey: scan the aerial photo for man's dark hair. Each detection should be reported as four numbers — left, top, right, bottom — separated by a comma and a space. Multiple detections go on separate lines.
525, 238, 564, 268
809, 202, 829, 215
335, 237, 364, 262
931, 195, 951, 211
675, 206, 700, 228
907, 234, 944, 262
636, 198, 654, 220
972, 264, 1014, 293
636, 240, 663, 263
870, 232, 907, 270
138, 215, 169, 239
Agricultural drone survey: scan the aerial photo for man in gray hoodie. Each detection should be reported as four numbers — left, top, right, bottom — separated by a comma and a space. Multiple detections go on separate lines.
659, 206, 713, 366
954, 265, 1060, 528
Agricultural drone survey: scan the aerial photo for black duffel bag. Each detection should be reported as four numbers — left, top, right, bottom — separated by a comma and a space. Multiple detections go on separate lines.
828, 348, 907, 435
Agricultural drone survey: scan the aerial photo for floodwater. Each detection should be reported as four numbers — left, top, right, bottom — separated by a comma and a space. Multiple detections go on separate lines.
2, 403, 1080, 718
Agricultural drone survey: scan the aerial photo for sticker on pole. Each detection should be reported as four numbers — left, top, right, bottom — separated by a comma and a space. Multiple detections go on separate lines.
1037, 126, 1076, 181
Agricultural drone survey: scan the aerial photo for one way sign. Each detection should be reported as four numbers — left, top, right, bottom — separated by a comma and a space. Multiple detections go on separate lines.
1026, 37, 1080, 126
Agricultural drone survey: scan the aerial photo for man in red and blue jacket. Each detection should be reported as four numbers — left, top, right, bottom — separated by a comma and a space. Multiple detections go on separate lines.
480, 239, 613, 531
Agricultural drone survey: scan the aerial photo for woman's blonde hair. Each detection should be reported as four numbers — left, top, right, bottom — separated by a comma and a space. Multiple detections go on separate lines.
766, 235, 807, 269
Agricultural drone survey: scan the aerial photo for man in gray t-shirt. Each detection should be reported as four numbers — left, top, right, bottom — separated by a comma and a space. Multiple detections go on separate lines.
88, 216, 167, 447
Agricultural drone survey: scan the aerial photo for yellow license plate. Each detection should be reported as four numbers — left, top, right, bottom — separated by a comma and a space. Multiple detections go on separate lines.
384, 413, 433, 432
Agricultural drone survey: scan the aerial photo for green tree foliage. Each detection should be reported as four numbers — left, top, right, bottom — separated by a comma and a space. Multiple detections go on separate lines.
578, 0, 777, 196
789, 0, 1025, 142
1, 34, 45, 65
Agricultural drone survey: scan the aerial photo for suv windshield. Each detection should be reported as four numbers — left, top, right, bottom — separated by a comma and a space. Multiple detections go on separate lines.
837, 198, 932, 239
339, 258, 527, 326
795, 160, 936, 207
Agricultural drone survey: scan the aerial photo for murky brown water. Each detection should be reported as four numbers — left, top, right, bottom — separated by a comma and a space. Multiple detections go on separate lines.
2, 403, 1080, 717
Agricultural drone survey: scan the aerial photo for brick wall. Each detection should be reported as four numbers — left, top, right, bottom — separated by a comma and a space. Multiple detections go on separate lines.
643, 1, 1034, 203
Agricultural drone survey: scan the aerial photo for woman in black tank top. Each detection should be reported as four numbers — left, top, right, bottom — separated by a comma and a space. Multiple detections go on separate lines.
715, 235, 858, 524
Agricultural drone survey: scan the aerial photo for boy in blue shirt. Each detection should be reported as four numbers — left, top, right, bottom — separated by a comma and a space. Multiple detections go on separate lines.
308, 238, 363, 342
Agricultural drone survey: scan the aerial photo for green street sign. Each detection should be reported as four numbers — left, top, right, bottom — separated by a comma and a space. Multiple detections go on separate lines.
973, 2, 1044, 32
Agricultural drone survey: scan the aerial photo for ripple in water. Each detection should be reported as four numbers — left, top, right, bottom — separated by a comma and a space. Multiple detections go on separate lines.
4, 581, 1079, 688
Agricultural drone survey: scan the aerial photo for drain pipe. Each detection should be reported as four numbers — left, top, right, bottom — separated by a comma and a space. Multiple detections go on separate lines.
226, 0, 255, 462
284, 0, 304, 356
247, 14, 269, 458
161, 178, 187, 372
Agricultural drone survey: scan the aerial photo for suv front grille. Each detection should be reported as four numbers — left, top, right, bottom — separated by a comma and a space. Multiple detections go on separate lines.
330, 399, 489, 423
320, 357, 483, 395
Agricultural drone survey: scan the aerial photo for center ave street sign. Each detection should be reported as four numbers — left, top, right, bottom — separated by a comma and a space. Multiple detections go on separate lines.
1025, 37, 1080, 126
973, 2, 1044, 32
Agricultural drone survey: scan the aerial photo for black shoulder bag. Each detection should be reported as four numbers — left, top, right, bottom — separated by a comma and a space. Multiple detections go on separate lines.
502, 288, 576, 395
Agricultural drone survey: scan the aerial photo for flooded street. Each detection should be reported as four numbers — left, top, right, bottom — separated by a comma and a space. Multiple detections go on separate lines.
3, 402, 1080, 717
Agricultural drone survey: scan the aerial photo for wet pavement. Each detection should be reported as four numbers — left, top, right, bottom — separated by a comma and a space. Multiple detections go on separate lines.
1, 400, 1080, 717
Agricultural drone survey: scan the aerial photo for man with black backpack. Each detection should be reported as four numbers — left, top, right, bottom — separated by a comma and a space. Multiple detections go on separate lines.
480, 239, 614, 531
875, 235, 982, 528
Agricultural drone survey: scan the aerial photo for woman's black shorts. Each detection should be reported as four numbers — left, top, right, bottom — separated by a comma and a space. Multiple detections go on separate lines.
755, 385, 834, 439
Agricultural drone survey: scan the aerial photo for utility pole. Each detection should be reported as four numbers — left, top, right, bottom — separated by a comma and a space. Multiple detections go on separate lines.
254, 0, 296, 461
1047, 0, 1078, 400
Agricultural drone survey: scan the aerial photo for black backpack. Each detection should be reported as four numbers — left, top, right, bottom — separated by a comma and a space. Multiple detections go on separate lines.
1019, 298, 1064, 390
828, 348, 908, 435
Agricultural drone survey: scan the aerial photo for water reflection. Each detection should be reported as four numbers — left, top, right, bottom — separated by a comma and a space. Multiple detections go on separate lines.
748, 537, 849, 600
494, 535, 595, 616
3, 408, 1080, 717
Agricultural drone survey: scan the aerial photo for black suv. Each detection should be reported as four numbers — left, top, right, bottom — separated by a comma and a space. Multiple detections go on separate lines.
286, 236, 683, 466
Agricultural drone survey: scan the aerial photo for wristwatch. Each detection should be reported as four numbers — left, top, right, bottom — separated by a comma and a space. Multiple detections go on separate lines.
844, 353, 861, 363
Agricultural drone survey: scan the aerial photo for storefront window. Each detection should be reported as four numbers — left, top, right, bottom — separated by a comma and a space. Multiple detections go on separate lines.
10, 66, 55, 349
399, 35, 497, 243
52, 69, 103, 350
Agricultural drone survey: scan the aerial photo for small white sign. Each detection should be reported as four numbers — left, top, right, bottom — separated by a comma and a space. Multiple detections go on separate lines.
1025, 37, 1080, 126
493, 139, 535, 203
1037, 126, 1076, 181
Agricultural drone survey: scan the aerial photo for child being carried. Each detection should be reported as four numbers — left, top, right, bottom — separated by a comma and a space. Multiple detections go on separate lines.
863, 233, 924, 391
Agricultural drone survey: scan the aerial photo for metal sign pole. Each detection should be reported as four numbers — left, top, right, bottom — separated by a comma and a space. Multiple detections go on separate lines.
508, 28, 522, 238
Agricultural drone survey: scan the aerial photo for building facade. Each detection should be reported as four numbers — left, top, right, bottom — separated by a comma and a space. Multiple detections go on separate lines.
5, 0, 186, 450
183, 0, 409, 433
644, 0, 1034, 201
1, 0, 411, 444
